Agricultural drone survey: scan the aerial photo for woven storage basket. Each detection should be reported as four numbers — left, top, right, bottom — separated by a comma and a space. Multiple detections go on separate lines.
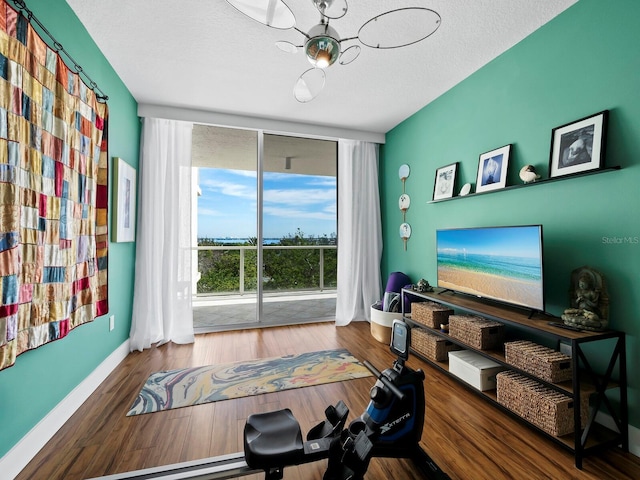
411, 301, 454, 328
411, 328, 461, 362
496, 371, 588, 436
449, 314, 504, 350
504, 340, 572, 383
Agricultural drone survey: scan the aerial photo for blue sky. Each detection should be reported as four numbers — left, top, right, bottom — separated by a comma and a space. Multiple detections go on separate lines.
437, 226, 542, 258
197, 168, 336, 239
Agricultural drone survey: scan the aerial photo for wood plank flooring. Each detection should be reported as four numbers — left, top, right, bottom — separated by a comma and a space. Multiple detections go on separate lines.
17, 321, 640, 479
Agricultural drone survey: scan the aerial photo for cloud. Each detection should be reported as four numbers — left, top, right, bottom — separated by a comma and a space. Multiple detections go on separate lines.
264, 188, 335, 205
200, 178, 255, 200
323, 202, 337, 214
306, 177, 337, 187
263, 172, 294, 181
200, 170, 335, 206
197, 168, 336, 237
197, 207, 225, 217
263, 205, 335, 221
263, 173, 336, 187
230, 170, 257, 178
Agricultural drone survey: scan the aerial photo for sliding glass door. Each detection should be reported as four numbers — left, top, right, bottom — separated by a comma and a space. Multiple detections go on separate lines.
192, 125, 259, 329
192, 127, 337, 331
261, 134, 337, 325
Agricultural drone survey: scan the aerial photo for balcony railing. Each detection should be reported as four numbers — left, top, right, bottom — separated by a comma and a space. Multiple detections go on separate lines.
194, 245, 337, 296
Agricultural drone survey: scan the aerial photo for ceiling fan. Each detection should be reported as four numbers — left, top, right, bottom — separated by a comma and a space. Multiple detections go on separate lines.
223, 0, 442, 103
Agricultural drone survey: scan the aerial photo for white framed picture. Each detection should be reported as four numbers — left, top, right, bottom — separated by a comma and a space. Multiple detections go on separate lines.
112, 157, 137, 242
476, 144, 511, 193
432, 162, 458, 200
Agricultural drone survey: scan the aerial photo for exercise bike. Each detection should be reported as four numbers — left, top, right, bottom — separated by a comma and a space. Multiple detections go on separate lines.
95, 320, 449, 480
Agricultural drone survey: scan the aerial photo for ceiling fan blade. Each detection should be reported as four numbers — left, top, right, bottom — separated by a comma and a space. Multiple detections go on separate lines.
312, 0, 348, 20
224, 0, 296, 29
339, 45, 360, 65
294, 68, 326, 103
358, 7, 441, 49
276, 41, 300, 53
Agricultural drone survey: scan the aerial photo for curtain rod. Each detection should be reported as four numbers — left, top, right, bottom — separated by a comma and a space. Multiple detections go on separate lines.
10, 0, 109, 102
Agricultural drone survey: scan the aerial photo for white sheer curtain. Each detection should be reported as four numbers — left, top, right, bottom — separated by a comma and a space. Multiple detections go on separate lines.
335, 140, 383, 326
129, 117, 195, 351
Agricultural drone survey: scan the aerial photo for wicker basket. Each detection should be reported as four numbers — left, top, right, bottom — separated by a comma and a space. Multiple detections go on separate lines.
496, 371, 589, 436
411, 301, 454, 328
411, 328, 461, 362
449, 314, 504, 350
504, 340, 572, 383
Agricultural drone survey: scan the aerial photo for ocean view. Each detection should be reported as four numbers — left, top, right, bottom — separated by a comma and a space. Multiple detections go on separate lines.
437, 252, 542, 282
199, 238, 282, 245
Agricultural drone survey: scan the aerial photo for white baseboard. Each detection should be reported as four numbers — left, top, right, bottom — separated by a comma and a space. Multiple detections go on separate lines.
0, 340, 130, 480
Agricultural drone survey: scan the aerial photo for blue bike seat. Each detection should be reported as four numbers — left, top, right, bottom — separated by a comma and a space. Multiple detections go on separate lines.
244, 408, 304, 469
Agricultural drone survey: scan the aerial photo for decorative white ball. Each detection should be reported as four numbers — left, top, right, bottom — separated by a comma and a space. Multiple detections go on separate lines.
519, 165, 541, 183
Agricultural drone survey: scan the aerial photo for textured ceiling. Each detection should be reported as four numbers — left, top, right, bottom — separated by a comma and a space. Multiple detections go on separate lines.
66, 0, 578, 135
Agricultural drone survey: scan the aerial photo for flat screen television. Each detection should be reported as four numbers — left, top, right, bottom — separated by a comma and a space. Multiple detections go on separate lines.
436, 225, 544, 312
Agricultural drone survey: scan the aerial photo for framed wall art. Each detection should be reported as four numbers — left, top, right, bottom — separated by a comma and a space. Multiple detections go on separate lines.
112, 157, 137, 242
432, 162, 458, 200
476, 144, 511, 193
549, 110, 608, 178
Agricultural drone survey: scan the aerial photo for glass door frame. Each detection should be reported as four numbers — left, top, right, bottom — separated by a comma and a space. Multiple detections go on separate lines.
192, 126, 337, 332
256, 130, 265, 323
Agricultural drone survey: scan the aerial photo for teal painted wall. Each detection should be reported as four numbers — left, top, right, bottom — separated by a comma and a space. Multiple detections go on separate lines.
382, 0, 640, 427
0, 0, 140, 458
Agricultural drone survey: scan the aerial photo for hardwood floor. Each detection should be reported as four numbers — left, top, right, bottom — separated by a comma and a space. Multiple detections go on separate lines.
17, 321, 640, 479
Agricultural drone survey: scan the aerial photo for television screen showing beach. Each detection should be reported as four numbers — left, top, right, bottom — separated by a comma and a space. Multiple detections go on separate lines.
436, 226, 544, 311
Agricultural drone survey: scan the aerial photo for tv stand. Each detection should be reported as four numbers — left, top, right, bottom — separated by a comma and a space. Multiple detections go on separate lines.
402, 287, 628, 469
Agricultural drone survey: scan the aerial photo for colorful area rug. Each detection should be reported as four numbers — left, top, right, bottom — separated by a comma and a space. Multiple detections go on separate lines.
126, 349, 372, 416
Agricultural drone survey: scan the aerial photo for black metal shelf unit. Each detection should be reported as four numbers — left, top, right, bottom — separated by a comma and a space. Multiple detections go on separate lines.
401, 288, 628, 469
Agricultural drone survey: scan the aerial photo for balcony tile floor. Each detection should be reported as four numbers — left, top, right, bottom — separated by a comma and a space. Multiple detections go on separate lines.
193, 291, 337, 332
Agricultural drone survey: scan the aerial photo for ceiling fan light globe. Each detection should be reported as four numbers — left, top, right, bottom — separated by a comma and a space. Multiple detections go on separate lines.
339, 45, 360, 65
305, 37, 340, 67
315, 50, 332, 68
305, 23, 340, 68
224, 0, 296, 30
294, 68, 326, 103
275, 41, 299, 54
358, 7, 442, 49
313, 0, 348, 20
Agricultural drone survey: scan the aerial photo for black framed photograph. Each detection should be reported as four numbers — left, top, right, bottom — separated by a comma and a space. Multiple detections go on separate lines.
549, 110, 608, 178
432, 162, 458, 200
476, 144, 511, 193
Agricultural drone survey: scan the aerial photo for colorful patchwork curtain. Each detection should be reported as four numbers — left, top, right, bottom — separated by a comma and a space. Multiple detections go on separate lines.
0, 1, 109, 371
